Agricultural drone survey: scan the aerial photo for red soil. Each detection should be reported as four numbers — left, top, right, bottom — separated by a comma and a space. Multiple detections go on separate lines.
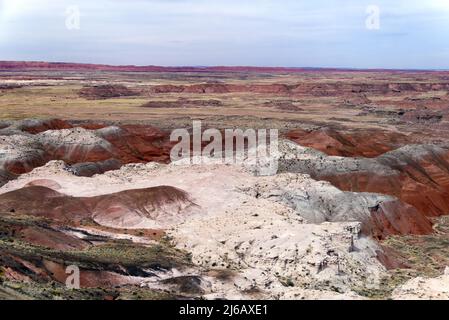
321, 151, 449, 219
42, 260, 139, 289
20, 226, 89, 251
314, 150, 449, 240
42, 141, 115, 164
0, 185, 194, 225
20, 119, 72, 134
375, 246, 410, 270
286, 128, 410, 157
366, 200, 434, 240
98, 125, 173, 163
286, 128, 449, 238
4, 154, 47, 175
9, 120, 173, 175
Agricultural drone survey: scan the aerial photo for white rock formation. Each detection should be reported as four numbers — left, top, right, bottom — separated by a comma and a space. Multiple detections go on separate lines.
0, 159, 388, 298
392, 269, 449, 300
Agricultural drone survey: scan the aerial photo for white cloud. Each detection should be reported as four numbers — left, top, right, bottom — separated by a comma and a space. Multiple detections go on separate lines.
0, 0, 448, 68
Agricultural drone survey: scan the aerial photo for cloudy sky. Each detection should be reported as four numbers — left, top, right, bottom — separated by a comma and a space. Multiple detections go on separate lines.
1, 0, 449, 69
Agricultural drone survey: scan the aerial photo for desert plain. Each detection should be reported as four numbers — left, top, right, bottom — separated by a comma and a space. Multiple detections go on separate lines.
1, 62, 449, 299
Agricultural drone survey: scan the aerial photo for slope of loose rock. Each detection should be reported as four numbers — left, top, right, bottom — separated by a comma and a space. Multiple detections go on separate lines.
392, 268, 449, 300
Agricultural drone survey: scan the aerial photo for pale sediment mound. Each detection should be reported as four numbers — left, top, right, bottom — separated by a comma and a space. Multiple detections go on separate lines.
239, 173, 431, 239
171, 200, 384, 297
37, 127, 110, 147
392, 268, 449, 300
37, 127, 114, 164
241, 173, 393, 223
25, 179, 62, 190
0, 119, 73, 135
0, 135, 46, 173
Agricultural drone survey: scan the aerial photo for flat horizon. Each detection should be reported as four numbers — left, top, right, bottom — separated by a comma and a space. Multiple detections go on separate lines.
2, 60, 449, 72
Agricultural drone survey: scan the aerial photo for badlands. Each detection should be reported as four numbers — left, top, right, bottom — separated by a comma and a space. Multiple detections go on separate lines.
1, 62, 449, 299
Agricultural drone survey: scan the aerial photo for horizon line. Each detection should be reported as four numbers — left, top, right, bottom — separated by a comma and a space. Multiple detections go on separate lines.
1, 60, 448, 73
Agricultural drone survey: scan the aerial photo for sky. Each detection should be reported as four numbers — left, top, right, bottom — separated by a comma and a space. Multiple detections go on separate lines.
0, 0, 449, 69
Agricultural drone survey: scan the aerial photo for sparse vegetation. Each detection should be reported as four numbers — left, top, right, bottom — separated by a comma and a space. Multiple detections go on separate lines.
352, 216, 449, 299
383, 216, 449, 278
0, 212, 193, 300
0, 280, 177, 300
2, 66, 449, 300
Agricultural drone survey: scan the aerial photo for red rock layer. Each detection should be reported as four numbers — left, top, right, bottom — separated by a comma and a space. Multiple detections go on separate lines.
317, 151, 449, 234
42, 142, 115, 165
13, 120, 173, 173
147, 82, 449, 96
286, 128, 410, 157
3, 60, 432, 73
401, 107, 447, 124
97, 125, 173, 163
3, 154, 47, 175
375, 246, 410, 270
0, 185, 194, 225
284, 131, 449, 238
323, 154, 449, 219
364, 200, 434, 240
20, 119, 73, 134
